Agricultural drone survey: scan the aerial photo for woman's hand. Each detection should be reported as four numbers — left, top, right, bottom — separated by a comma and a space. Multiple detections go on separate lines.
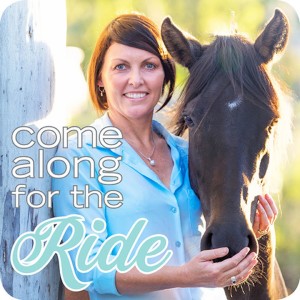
181, 247, 257, 288
115, 247, 257, 294
253, 194, 278, 239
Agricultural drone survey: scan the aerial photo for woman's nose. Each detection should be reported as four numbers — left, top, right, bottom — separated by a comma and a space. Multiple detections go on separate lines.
128, 69, 144, 87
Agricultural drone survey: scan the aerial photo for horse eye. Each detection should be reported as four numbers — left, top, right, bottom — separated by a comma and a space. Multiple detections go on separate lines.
183, 115, 194, 127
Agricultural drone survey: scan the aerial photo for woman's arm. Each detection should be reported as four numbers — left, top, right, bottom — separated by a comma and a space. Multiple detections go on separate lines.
52, 144, 120, 295
115, 194, 279, 295
116, 246, 257, 294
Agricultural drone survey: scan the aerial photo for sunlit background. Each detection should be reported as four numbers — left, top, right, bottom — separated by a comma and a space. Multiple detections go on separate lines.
64, 0, 300, 293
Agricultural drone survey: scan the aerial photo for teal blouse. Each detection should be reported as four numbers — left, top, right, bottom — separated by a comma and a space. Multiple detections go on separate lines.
52, 113, 204, 300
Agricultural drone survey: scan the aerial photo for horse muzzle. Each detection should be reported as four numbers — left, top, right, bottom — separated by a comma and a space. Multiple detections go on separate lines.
200, 221, 258, 261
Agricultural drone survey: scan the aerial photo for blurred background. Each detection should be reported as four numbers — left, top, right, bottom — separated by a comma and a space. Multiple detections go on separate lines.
64, 0, 300, 294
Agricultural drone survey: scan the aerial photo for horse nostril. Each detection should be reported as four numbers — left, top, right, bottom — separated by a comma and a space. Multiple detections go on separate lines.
201, 226, 258, 261
206, 232, 213, 249
201, 231, 213, 251
248, 233, 259, 254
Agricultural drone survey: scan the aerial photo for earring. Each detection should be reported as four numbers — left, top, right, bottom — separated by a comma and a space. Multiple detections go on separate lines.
98, 86, 105, 97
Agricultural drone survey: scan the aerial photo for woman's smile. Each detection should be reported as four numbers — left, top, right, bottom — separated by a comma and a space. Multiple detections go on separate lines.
124, 92, 148, 100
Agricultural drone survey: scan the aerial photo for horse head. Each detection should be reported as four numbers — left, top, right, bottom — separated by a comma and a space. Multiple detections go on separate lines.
161, 9, 289, 262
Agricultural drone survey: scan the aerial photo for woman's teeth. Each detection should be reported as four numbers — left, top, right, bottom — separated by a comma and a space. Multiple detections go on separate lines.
125, 93, 147, 99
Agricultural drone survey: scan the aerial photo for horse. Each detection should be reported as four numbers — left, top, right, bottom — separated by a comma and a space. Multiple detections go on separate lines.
161, 9, 290, 300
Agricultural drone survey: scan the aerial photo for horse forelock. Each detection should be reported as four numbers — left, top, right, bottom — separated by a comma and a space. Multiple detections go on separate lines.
180, 35, 283, 116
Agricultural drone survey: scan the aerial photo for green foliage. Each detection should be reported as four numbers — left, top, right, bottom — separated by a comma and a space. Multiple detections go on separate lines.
276, 102, 300, 291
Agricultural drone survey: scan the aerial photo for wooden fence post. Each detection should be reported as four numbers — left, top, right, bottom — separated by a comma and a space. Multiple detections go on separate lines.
0, 0, 66, 299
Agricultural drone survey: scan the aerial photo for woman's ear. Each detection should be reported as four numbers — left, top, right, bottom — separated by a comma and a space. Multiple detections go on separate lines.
97, 77, 103, 87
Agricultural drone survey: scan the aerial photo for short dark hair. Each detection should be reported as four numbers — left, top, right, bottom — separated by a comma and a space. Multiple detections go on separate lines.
87, 13, 176, 113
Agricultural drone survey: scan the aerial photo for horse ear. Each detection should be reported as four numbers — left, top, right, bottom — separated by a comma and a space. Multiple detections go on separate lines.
254, 9, 289, 64
161, 17, 203, 69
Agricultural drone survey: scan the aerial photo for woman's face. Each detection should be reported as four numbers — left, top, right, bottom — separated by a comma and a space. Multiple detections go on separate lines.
98, 43, 165, 122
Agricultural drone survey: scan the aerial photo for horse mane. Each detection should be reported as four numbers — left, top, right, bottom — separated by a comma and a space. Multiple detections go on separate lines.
171, 33, 293, 192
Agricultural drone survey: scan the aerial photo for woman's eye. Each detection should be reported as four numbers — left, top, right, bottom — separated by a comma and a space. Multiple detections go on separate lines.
115, 64, 126, 70
145, 63, 156, 70
183, 115, 194, 127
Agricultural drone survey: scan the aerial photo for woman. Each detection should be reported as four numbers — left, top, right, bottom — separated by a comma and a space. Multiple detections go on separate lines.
52, 13, 277, 300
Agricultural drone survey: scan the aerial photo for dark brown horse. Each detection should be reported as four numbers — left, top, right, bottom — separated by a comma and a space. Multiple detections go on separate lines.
161, 9, 290, 300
